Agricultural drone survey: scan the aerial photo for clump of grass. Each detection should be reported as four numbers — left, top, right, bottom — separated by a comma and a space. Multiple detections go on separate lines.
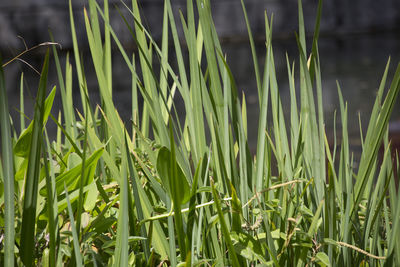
1, 0, 400, 266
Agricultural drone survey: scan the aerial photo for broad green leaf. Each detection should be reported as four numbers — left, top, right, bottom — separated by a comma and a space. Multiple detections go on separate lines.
39, 148, 104, 196
14, 87, 56, 158
231, 231, 268, 264
83, 182, 98, 211
156, 146, 190, 205
315, 252, 330, 266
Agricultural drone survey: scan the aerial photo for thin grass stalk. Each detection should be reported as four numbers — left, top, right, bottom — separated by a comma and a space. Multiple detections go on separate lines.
239, 0, 261, 101
286, 56, 300, 166
19, 72, 25, 131
268, 23, 293, 182
159, 1, 169, 123
124, 137, 151, 260
0, 55, 15, 267
187, 0, 207, 159
69, 0, 90, 118
211, 179, 240, 267
43, 129, 59, 267
64, 185, 83, 267
196, 0, 224, 124
131, 52, 139, 146
103, 0, 112, 95
254, 29, 271, 193
336, 83, 352, 263
130, 0, 153, 139
75, 101, 89, 236
115, 134, 129, 266
165, 1, 197, 154
50, 32, 77, 147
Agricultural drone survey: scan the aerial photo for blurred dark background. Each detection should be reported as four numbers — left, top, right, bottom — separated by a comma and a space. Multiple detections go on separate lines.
1, 0, 400, 154
1, 0, 399, 50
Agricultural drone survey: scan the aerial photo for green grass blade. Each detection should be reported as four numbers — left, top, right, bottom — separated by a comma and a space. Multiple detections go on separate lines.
124, 136, 151, 260
351, 63, 400, 218
69, 0, 89, 117
42, 129, 59, 267
64, 185, 83, 267
211, 179, 240, 267
115, 136, 130, 266
239, 0, 262, 101
75, 101, 89, 236
20, 50, 50, 267
19, 72, 25, 131
0, 54, 15, 267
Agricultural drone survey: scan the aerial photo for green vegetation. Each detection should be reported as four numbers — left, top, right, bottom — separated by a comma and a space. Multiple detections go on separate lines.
1, 0, 400, 265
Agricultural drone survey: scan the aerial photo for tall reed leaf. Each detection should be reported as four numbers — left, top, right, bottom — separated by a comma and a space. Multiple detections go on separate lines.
20, 50, 50, 267
0, 55, 15, 267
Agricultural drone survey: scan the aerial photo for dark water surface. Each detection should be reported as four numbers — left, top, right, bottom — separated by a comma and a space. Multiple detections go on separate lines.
4, 32, 400, 153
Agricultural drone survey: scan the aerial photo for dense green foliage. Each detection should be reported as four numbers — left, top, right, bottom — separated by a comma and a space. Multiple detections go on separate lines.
1, 0, 400, 266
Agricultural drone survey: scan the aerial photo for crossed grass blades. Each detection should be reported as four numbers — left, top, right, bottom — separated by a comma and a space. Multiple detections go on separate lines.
1, 0, 400, 266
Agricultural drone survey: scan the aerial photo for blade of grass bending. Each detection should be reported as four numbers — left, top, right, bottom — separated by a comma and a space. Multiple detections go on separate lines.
0, 55, 15, 267
20, 50, 50, 267
65, 184, 83, 267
